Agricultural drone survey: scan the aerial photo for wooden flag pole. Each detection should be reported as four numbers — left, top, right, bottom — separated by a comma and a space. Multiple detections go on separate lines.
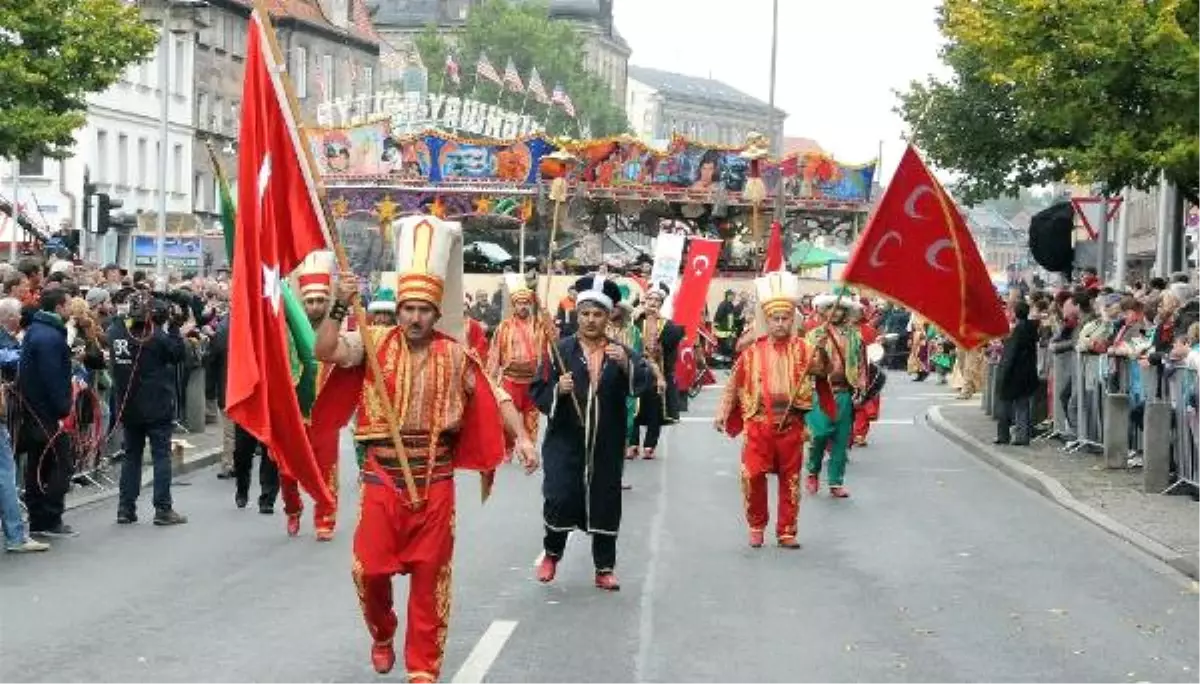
538, 174, 584, 421
249, 0, 422, 506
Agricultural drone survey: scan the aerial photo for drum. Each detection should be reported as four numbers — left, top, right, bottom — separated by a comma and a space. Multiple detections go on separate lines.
866, 342, 885, 364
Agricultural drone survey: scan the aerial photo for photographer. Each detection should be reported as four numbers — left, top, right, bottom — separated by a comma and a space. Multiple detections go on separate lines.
108, 291, 189, 526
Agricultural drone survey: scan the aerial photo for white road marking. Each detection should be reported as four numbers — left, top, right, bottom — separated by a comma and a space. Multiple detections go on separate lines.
678, 416, 714, 423
874, 419, 916, 425
450, 620, 519, 683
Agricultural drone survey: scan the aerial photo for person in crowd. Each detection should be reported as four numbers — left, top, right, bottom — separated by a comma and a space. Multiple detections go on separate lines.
109, 291, 189, 526
232, 426, 279, 514
994, 301, 1041, 446
0, 299, 47, 552
554, 286, 578, 339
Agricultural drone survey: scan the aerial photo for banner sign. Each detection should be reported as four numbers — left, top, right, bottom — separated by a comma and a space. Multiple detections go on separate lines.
133, 235, 201, 271
650, 231, 686, 318
316, 91, 543, 139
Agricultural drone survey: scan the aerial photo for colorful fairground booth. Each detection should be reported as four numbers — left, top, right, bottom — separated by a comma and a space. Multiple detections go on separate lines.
305, 97, 877, 277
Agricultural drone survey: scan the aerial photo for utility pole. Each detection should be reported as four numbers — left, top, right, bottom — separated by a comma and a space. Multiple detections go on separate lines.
156, 7, 171, 282
9, 160, 19, 262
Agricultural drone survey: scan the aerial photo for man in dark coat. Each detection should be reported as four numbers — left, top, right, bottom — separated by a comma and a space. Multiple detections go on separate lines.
629, 282, 684, 459
995, 301, 1040, 445
16, 289, 76, 536
531, 274, 651, 591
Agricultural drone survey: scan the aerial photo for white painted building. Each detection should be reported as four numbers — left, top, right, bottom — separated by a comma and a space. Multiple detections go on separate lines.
1, 25, 196, 265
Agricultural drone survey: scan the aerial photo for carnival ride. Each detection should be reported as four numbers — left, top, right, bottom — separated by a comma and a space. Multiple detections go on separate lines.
307, 121, 878, 275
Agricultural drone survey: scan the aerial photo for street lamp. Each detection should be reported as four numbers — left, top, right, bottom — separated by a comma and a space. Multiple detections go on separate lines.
153, 0, 207, 283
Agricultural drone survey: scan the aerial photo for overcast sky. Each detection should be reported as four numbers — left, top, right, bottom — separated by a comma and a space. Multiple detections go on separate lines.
613, 0, 950, 183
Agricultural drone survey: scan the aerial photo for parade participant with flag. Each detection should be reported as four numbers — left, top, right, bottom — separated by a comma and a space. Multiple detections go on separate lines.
714, 270, 831, 548
804, 287, 867, 498
312, 215, 540, 680
850, 303, 884, 447
532, 274, 652, 591
630, 282, 684, 460
487, 272, 550, 451
277, 250, 340, 541
671, 237, 722, 397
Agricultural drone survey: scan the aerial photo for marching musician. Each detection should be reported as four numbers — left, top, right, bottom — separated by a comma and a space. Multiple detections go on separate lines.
629, 282, 684, 460
487, 273, 551, 453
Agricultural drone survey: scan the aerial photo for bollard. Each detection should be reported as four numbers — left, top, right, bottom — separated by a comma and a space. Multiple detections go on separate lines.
1102, 391, 1130, 469
184, 367, 207, 433
1142, 400, 1173, 492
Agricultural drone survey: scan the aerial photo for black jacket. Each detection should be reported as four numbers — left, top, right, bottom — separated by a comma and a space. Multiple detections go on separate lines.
108, 319, 187, 426
17, 312, 72, 429
997, 319, 1040, 401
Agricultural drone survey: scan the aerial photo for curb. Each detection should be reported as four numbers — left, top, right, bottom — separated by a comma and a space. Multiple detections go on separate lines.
926, 405, 1199, 580
65, 447, 224, 512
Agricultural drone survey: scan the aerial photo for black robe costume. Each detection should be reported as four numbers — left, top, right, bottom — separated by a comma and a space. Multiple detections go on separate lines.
532, 335, 651, 546
632, 314, 684, 427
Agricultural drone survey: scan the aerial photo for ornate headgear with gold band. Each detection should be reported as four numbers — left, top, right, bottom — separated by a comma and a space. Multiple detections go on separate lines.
296, 250, 334, 301
755, 270, 802, 317
503, 272, 535, 306
393, 215, 455, 310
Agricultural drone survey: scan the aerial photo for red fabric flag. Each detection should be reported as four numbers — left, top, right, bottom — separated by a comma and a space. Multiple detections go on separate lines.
225, 10, 334, 509
762, 220, 784, 273
670, 238, 722, 391
842, 145, 1007, 350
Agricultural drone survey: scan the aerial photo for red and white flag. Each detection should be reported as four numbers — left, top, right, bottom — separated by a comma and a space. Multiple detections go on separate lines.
670, 238, 722, 391
842, 145, 1008, 349
762, 220, 784, 273
476, 53, 501, 85
527, 67, 549, 105
445, 53, 461, 85
225, 9, 334, 509
502, 57, 524, 93
550, 83, 575, 118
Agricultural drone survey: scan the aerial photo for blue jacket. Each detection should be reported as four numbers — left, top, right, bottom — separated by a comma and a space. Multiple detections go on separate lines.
18, 311, 73, 429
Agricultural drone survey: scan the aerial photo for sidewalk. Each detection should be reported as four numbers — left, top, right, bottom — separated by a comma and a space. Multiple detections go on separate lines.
65, 420, 226, 511
928, 402, 1199, 580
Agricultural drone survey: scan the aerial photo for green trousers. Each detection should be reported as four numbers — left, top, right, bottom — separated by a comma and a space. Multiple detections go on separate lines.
806, 391, 854, 486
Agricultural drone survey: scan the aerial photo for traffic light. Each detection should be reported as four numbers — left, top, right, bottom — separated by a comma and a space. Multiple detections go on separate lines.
83, 169, 96, 233
97, 193, 122, 235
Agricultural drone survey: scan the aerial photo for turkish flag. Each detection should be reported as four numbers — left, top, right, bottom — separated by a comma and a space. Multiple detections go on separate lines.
670, 238, 722, 391
842, 146, 1007, 350
762, 220, 784, 273
225, 10, 334, 509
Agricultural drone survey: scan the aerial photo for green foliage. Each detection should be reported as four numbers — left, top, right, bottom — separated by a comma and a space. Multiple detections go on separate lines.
0, 0, 157, 161
896, 0, 1199, 204
414, 0, 630, 138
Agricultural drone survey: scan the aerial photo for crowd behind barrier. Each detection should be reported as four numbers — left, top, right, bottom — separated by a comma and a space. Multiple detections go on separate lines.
983, 347, 1198, 495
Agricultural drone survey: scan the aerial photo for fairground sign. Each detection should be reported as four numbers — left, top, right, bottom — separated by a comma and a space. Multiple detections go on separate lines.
315, 90, 545, 140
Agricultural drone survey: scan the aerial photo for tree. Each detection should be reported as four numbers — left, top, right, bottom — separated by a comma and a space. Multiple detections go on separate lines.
0, 0, 157, 161
896, 0, 1199, 205
412, 0, 630, 138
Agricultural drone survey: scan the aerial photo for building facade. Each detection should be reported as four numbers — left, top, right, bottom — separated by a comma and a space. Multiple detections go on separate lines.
193, 0, 381, 266
625, 65, 786, 150
2, 14, 199, 267
964, 205, 1027, 275
370, 0, 630, 105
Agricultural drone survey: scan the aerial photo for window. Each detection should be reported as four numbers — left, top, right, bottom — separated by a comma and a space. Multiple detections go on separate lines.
230, 100, 240, 136
322, 54, 334, 99
137, 138, 148, 188
174, 36, 186, 93
117, 134, 129, 185
197, 92, 209, 131
212, 95, 224, 132
293, 47, 308, 99
154, 141, 160, 190
18, 152, 44, 177
362, 66, 373, 96
96, 130, 109, 182
194, 172, 205, 212
173, 144, 184, 192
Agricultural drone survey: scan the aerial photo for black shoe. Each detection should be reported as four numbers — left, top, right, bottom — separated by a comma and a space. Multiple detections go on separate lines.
32, 524, 78, 538
235, 493, 248, 509
153, 509, 188, 526
217, 470, 234, 480
116, 510, 137, 525
993, 439, 1010, 445
258, 504, 274, 515
1011, 440, 1030, 446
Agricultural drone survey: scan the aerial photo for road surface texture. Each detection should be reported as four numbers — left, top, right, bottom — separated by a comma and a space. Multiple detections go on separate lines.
2, 374, 1196, 682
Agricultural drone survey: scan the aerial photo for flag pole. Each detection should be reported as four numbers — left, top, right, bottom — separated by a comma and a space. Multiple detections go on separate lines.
248, 0, 423, 507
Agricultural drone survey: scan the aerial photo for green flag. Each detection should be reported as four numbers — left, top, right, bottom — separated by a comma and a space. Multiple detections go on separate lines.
209, 143, 319, 415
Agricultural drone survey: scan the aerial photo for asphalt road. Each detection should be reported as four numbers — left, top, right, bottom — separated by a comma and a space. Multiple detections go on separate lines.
1, 373, 1196, 682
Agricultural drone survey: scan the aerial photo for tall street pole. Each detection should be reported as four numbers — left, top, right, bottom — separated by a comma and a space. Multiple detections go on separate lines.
157, 9, 171, 283
767, 0, 779, 150
10, 160, 19, 262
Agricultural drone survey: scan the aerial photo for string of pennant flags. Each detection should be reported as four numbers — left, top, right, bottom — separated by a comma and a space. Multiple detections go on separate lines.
440, 52, 576, 119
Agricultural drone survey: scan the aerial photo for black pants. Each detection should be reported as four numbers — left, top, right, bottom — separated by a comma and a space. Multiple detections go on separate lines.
632, 423, 662, 450
233, 425, 278, 507
996, 395, 1034, 444
118, 421, 174, 514
20, 422, 72, 532
544, 528, 617, 573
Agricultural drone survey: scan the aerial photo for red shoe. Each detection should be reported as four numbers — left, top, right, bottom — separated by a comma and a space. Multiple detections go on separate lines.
830, 485, 850, 498
748, 530, 764, 548
594, 572, 621, 591
642, 448, 656, 460
370, 641, 395, 674
536, 555, 558, 583
778, 536, 801, 549
315, 527, 335, 542
286, 515, 301, 537
804, 473, 819, 495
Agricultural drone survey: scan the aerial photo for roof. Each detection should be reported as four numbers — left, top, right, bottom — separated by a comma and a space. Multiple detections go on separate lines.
366, 0, 440, 27
627, 65, 785, 117
782, 136, 824, 157
233, 0, 379, 46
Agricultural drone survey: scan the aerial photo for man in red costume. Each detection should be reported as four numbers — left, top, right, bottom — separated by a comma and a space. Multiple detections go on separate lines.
851, 302, 881, 447
279, 250, 340, 540
312, 216, 539, 682
487, 272, 550, 449
715, 271, 830, 549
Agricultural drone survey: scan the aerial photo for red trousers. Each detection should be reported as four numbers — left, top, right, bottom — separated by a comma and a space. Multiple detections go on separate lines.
852, 396, 880, 444
502, 378, 539, 446
739, 418, 806, 539
280, 426, 339, 531
352, 478, 455, 683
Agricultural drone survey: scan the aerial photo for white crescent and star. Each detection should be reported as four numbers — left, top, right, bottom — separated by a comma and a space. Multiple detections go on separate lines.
924, 238, 953, 272
868, 230, 902, 267
692, 255, 710, 275
904, 184, 933, 219
257, 152, 282, 315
